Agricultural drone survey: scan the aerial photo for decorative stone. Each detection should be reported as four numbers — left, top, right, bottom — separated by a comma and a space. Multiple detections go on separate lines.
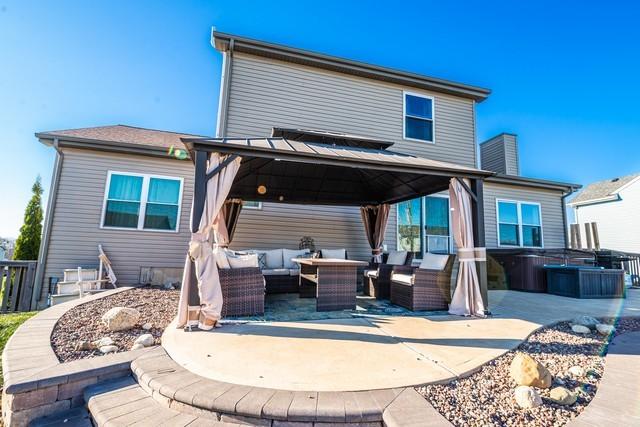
571, 324, 591, 334
509, 353, 552, 388
571, 315, 600, 329
131, 343, 145, 350
101, 307, 141, 331
134, 333, 155, 347
596, 324, 615, 335
99, 345, 118, 354
93, 337, 114, 347
514, 386, 542, 409
75, 340, 96, 351
548, 386, 577, 405
568, 366, 584, 377
142, 322, 153, 330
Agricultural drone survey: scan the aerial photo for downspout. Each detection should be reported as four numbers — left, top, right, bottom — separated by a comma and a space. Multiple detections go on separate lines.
561, 187, 578, 249
214, 37, 234, 138
32, 138, 63, 309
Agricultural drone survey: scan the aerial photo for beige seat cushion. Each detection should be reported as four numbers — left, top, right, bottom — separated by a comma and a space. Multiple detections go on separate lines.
391, 273, 413, 285
264, 249, 284, 269
288, 268, 300, 276
228, 253, 259, 269
419, 253, 450, 271
386, 250, 408, 266
262, 268, 290, 276
214, 248, 231, 269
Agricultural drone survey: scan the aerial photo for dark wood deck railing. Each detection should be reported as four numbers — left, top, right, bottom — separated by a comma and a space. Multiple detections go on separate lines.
0, 260, 37, 312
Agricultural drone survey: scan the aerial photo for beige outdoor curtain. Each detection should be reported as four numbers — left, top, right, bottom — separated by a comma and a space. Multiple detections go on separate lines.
213, 198, 243, 247
360, 204, 390, 263
448, 178, 486, 317
177, 154, 242, 328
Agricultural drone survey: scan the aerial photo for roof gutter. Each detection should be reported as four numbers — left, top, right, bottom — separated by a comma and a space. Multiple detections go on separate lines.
211, 31, 491, 102
567, 194, 620, 208
486, 174, 582, 192
33, 138, 63, 309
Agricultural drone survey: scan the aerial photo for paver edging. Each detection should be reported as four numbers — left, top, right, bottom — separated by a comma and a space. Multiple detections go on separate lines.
1, 287, 152, 427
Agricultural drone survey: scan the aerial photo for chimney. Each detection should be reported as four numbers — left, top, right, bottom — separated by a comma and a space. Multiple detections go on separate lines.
480, 133, 520, 176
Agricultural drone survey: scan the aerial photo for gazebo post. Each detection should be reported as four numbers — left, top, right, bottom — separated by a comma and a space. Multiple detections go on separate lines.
187, 149, 209, 309
470, 178, 489, 313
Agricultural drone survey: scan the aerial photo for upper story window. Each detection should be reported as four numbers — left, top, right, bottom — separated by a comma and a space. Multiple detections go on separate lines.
497, 200, 542, 248
102, 172, 183, 232
403, 92, 434, 143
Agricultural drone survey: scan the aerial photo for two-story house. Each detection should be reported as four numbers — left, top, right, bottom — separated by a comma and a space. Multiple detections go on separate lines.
32, 31, 579, 308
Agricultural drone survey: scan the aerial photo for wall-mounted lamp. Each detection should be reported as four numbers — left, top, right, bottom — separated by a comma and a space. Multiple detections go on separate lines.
257, 185, 267, 195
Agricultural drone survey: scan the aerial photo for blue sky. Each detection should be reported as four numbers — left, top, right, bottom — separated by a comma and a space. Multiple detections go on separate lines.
1, 0, 639, 237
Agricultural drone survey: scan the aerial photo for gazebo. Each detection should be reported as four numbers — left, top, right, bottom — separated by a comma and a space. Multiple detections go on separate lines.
177, 129, 494, 326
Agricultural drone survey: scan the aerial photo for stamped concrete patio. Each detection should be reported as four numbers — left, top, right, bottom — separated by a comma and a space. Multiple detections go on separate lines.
163, 289, 640, 392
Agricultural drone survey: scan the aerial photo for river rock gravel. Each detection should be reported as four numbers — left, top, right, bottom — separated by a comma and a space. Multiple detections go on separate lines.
417, 316, 640, 427
51, 287, 179, 362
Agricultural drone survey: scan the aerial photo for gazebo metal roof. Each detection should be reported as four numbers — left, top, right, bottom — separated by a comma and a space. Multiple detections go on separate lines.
181, 137, 493, 206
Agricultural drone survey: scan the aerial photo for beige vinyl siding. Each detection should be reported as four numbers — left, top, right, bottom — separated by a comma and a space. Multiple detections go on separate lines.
480, 134, 519, 176
503, 134, 520, 176
39, 148, 193, 307
225, 53, 476, 258
483, 182, 566, 249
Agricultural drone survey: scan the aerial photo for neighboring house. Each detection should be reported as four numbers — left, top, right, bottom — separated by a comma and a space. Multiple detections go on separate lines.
568, 173, 640, 253
33, 31, 579, 308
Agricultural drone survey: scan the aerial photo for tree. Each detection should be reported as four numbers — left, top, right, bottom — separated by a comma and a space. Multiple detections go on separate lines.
13, 176, 44, 260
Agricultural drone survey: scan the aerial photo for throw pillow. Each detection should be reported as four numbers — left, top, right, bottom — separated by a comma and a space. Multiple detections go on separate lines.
419, 253, 450, 271
321, 248, 347, 259
386, 250, 408, 266
264, 249, 284, 269
282, 248, 310, 269
228, 253, 259, 268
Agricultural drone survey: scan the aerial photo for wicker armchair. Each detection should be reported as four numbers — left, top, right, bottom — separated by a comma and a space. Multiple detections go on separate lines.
390, 255, 454, 311
364, 252, 414, 300
219, 267, 265, 317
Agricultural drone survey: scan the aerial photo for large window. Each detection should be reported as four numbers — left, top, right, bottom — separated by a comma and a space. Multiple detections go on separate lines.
497, 200, 542, 248
403, 92, 434, 143
102, 172, 183, 232
244, 201, 262, 210
397, 195, 451, 258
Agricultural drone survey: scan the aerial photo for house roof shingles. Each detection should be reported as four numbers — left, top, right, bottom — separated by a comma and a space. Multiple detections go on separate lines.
570, 173, 640, 206
36, 124, 206, 151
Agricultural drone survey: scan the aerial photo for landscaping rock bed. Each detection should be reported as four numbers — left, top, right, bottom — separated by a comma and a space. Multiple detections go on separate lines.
417, 316, 640, 427
51, 287, 179, 362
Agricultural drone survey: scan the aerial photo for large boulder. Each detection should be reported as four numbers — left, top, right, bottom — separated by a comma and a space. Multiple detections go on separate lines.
548, 386, 577, 405
101, 307, 141, 331
514, 386, 542, 409
571, 315, 600, 329
509, 353, 552, 389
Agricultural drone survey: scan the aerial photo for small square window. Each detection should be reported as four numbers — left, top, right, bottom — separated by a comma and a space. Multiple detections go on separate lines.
404, 93, 434, 143
497, 200, 542, 248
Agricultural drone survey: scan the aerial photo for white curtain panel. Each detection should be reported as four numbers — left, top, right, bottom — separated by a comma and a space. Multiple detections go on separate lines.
177, 154, 242, 327
448, 178, 486, 317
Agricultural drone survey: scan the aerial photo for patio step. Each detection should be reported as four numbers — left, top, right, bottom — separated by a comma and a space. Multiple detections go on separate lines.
129, 346, 403, 426
83, 376, 242, 426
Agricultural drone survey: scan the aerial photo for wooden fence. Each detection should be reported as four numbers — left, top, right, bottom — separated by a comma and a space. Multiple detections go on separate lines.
0, 261, 37, 312
621, 253, 640, 286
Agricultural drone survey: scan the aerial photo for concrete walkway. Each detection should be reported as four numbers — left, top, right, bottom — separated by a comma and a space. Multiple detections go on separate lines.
163, 289, 639, 392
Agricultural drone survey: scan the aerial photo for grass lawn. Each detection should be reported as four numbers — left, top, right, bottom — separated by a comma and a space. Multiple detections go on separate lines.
0, 311, 37, 387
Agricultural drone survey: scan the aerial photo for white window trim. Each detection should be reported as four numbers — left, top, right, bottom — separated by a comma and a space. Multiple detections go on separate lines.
496, 199, 544, 248
402, 90, 435, 144
100, 171, 184, 233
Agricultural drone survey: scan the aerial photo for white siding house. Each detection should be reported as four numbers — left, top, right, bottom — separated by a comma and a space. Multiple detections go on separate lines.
570, 174, 640, 253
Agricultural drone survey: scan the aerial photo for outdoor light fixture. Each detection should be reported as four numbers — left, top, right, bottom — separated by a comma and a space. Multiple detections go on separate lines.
278, 195, 284, 201
257, 185, 267, 195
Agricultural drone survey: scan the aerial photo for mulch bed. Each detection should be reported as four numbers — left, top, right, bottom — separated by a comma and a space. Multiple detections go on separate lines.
51, 287, 179, 362
417, 316, 640, 427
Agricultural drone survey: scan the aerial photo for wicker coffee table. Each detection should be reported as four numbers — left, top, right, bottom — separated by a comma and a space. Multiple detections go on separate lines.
292, 258, 368, 311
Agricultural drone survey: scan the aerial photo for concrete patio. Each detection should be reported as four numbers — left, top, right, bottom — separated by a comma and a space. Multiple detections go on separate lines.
163, 289, 640, 392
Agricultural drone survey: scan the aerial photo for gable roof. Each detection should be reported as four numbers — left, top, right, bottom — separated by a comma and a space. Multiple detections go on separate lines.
36, 125, 205, 157
569, 173, 640, 206
212, 31, 491, 102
